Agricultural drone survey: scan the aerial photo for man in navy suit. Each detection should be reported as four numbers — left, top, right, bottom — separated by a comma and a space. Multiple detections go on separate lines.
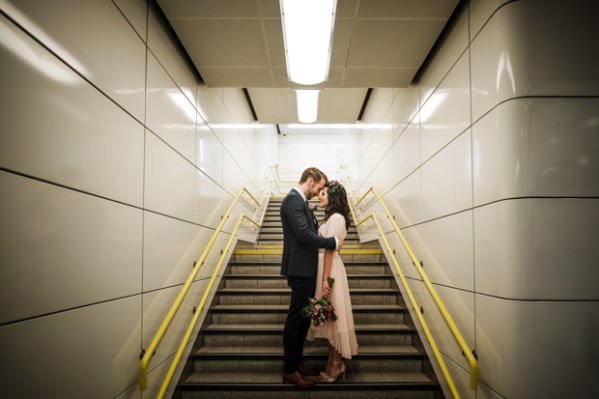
280, 167, 342, 388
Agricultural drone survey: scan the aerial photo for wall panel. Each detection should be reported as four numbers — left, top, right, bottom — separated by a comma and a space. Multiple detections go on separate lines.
0, 0, 146, 120
0, 12, 145, 206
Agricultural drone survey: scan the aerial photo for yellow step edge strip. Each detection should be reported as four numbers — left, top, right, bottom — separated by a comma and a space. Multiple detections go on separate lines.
252, 244, 364, 249
234, 249, 383, 255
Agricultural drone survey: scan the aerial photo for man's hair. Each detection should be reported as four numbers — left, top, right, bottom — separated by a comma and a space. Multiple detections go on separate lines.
299, 167, 328, 185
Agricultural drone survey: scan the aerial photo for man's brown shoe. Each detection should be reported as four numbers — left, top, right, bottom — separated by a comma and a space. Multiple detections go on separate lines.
298, 363, 319, 376
282, 371, 316, 388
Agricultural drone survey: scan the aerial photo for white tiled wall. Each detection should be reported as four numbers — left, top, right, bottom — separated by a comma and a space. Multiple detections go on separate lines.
0, 0, 275, 398
346, 0, 599, 398
277, 130, 345, 187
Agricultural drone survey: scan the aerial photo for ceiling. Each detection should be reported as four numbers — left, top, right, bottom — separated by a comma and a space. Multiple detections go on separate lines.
156, 0, 460, 124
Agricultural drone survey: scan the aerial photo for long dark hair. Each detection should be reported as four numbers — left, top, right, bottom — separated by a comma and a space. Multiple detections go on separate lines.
323, 180, 351, 229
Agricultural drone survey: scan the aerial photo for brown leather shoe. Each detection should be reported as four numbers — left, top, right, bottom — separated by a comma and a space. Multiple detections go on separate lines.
298, 363, 319, 376
282, 371, 316, 388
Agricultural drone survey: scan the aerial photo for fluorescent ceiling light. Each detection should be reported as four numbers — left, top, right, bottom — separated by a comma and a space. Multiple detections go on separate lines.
295, 90, 320, 124
280, 0, 337, 85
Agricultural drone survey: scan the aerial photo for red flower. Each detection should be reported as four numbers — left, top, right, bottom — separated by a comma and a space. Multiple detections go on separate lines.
302, 297, 338, 327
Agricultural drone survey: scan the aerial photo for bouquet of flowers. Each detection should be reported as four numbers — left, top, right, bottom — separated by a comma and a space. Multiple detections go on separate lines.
302, 278, 337, 327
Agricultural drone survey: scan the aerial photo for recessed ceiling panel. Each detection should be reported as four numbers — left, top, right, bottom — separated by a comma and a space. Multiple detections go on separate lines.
159, 0, 260, 18
171, 19, 269, 67
262, 19, 286, 67
336, 0, 360, 18
357, 0, 459, 18
330, 19, 355, 68
343, 68, 416, 87
201, 68, 274, 87
257, 0, 282, 18
348, 19, 447, 68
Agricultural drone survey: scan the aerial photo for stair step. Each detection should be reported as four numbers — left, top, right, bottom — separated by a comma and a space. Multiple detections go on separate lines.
258, 230, 360, 235
257, 237, 360, 242
204, 323, 413, 333
179, 371, 439, 399
192, 359, 426, 374
232, 253, 387, 263
228, 261, 388, 268
181, 370, 437, 384
217, 288, 400, 306
192, 346, 426, 371
209, 304, 407, 325
218, 287, 396, 292
200, 324, 416, 346
222, 274, 396, 289
259, 228, 358, 233
194, 345, 420, 356
228, 265, 390, 275
210, 304, 403, 313
217, 288, 398, 295
260, 225, 357, 230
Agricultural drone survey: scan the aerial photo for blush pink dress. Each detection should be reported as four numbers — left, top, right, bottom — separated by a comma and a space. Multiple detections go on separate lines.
307, 213, 359, 359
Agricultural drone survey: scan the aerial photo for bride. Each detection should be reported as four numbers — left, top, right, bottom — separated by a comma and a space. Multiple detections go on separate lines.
307, 180, 358, 382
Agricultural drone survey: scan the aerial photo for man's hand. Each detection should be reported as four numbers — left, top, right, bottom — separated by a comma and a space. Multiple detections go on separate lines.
337, 237, 344, 250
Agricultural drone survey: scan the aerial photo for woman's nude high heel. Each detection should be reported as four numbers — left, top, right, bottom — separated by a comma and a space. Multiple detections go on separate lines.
321, 361, 345, 383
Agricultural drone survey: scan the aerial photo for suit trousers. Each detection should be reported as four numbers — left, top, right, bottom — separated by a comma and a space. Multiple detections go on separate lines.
283, 275, 316, 373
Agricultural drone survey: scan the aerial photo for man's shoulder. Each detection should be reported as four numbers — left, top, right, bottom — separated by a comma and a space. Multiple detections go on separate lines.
282, 190, 301, 205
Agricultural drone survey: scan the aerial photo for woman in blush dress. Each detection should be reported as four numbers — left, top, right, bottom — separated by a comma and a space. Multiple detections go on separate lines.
307, 180, 358, 382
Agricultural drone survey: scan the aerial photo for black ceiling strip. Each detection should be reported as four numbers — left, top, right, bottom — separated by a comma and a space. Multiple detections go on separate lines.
150, 0, 204, 83
242, 88, 259, 122
357, 88, 373, 121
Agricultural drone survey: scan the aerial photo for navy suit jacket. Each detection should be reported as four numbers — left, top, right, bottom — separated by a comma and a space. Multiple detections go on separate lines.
280, 189, 337, 278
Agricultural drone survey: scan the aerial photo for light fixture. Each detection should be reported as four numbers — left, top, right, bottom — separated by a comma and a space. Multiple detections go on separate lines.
295, 90, 320, 124
280, 0, 337, 85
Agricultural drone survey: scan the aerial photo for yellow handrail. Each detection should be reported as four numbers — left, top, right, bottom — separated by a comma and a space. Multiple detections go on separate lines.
356, 213, 461, 398
355, 186, 478, 391
270, 165, 281, 194
139, 187, 260, 391
156, 213, 260, 399
257, 178, 273, 228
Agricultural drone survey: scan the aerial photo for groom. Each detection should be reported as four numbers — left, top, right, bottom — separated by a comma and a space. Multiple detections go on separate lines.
280, 167, 342, 388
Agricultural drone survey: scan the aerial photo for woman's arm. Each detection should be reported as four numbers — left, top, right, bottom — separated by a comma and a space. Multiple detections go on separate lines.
321, 250, 334, 298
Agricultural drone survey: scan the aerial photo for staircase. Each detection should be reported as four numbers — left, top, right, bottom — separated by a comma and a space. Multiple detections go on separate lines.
175, 198, 443, 398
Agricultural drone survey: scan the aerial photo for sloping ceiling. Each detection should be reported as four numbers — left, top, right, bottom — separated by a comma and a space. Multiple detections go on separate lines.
156, 0, 460, 124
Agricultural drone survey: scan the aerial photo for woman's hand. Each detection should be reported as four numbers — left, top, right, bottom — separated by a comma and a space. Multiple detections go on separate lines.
322, 278, 331, 298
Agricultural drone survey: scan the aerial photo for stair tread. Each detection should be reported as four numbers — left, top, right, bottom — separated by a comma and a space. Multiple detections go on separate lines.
182, 371, 436, 385
195, 345, 422, 356
211, 304, 403, 311
223, 273, 394, 279
218, 288, 397, 296
204, 323, 413, 331
229, 261, 387, 265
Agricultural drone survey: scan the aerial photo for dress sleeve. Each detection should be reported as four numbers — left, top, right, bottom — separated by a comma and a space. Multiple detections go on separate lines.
325, 213, 347, 239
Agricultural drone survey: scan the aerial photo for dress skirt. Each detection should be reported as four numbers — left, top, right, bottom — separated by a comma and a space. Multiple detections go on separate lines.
307, 214, 358, 359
